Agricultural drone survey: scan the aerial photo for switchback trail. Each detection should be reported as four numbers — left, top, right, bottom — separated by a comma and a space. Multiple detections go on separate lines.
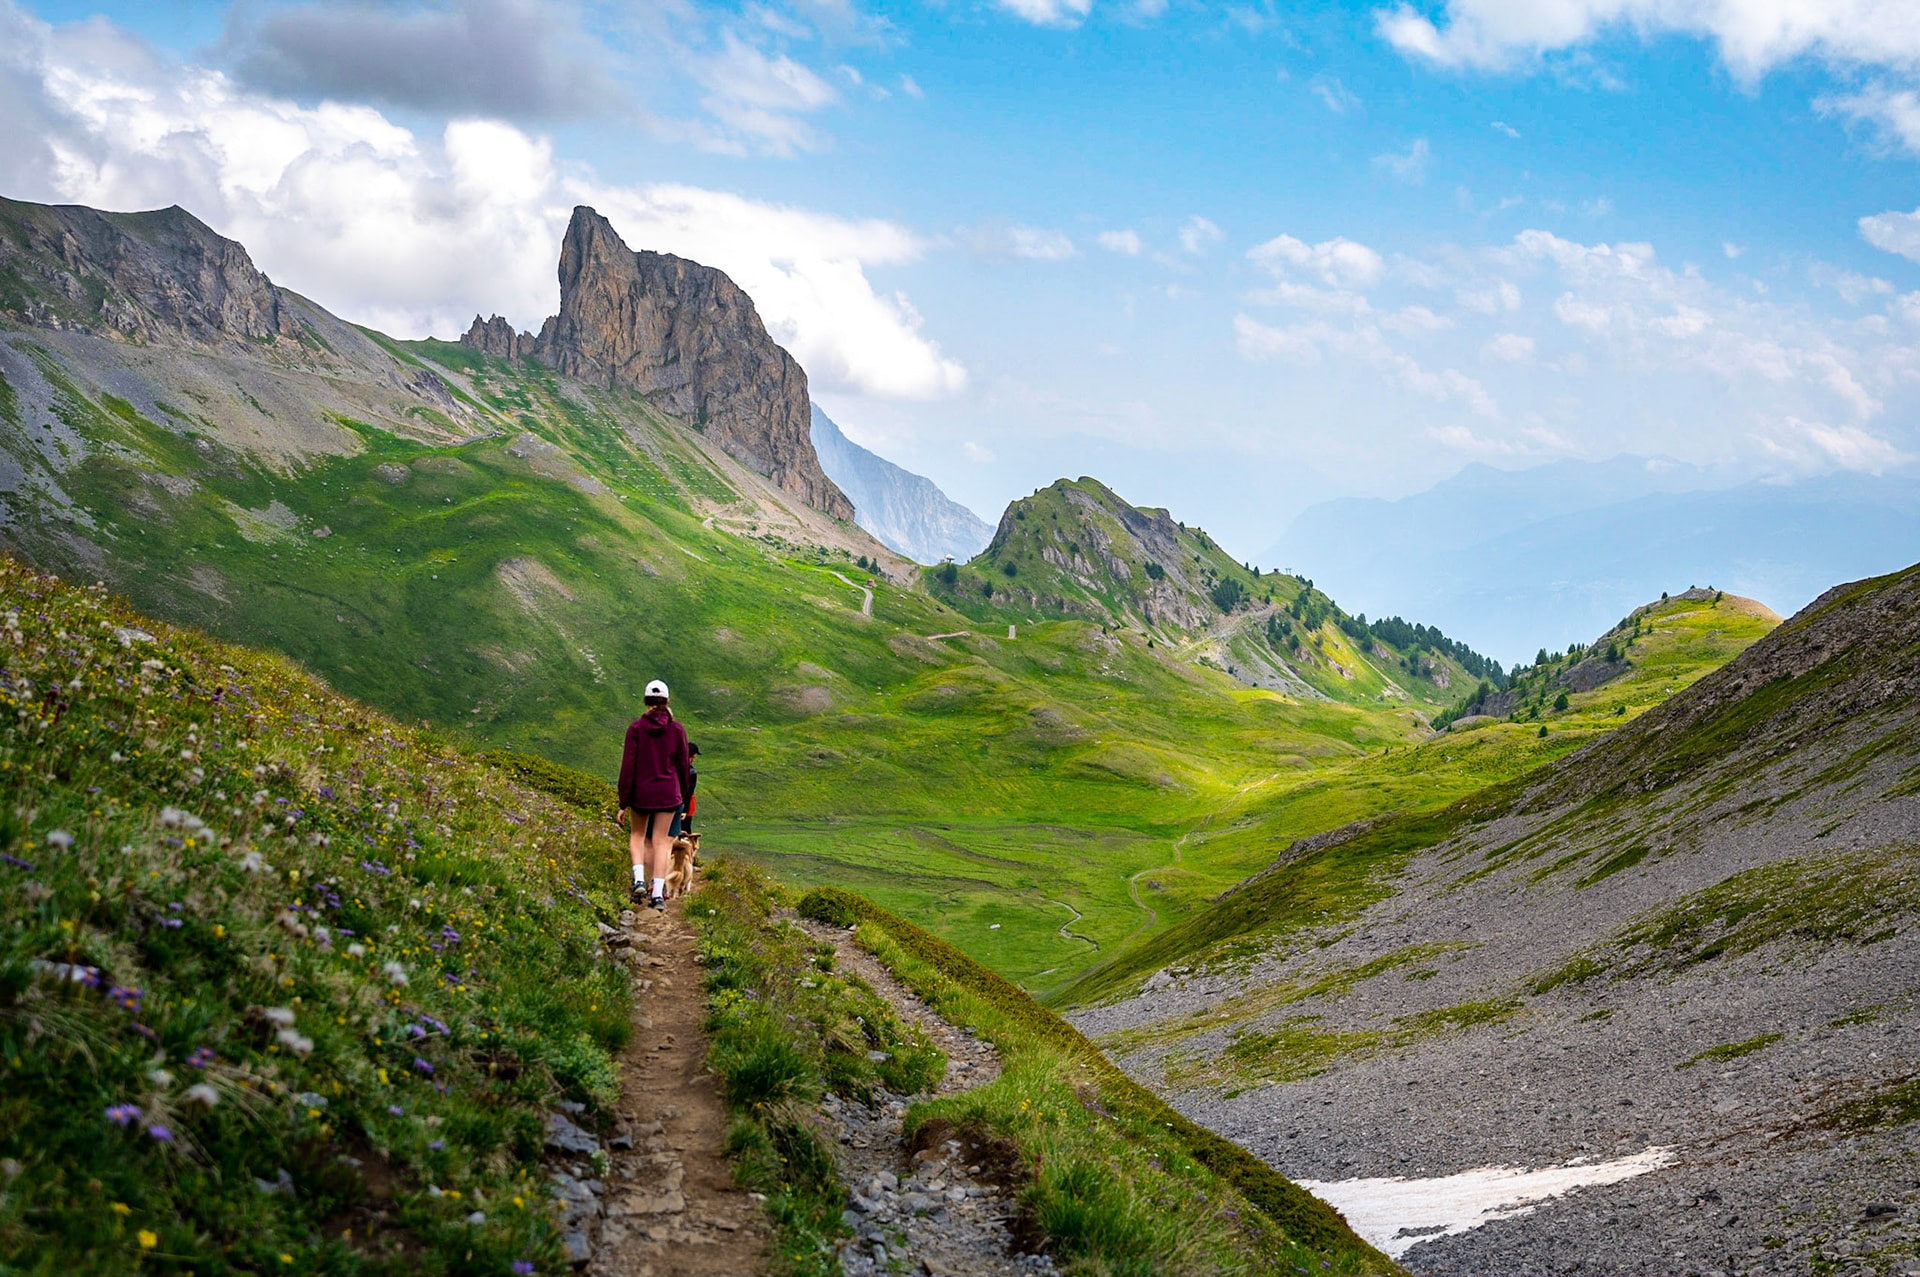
828, 569, 874, 616
559, 904, 769, 1277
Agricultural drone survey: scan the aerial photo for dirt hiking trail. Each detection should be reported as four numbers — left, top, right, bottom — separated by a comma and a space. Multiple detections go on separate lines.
553, 903, 769, 1276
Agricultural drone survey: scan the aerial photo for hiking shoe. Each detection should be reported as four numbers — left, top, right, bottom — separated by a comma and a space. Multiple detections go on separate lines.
629, 882, 649, 905
648, 894, 666, 911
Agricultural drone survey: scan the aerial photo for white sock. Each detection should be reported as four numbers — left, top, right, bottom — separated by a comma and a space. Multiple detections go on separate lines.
632, 865, 646, 887
651, 877, 665, 899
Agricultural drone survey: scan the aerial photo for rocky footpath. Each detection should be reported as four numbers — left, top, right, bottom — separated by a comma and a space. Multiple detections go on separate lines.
798, 918, 1060, 1277
542, 905, 767, 1276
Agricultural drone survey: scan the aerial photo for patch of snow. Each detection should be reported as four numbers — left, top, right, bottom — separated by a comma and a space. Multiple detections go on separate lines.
1298, 1146, 1674, 1259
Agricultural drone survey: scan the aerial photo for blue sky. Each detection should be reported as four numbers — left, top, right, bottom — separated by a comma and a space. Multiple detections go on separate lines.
6, 0, 1920, 559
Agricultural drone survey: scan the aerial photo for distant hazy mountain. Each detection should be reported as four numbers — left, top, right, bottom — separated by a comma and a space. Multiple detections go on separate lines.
1265, 458, 1920, 665
810, 406, 993, 564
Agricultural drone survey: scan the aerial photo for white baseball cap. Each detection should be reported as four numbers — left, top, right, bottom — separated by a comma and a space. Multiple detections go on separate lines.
645, 679, 669, 698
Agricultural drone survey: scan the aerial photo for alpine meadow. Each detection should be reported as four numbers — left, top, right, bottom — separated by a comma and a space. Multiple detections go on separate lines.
5, 8, 1920, 1272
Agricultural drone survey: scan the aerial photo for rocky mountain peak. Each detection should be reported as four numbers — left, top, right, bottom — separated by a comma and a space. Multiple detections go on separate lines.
0, 197, 296, 348
463, 206, 852, 521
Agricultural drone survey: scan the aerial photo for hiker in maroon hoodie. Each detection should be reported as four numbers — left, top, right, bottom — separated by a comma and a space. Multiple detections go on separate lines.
616, 679, 691, 910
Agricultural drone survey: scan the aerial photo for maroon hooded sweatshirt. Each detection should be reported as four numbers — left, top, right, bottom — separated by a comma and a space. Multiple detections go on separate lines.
617, 707, 691, 813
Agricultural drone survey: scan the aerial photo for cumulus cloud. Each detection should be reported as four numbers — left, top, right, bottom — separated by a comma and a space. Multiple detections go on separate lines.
1375, 0, 1920, 82
1178, 215, 1224, 255
224, 0, 619, 120
1096, 229, 1143, 255
1861, 205, 1920, 264
1483, 332, 1535, 361
1372, 137, 1431, 184
1820, 84, 1920, 155
996, 0, 1094, 28
0, 2, 963, 401
1249, 233, 1386, 289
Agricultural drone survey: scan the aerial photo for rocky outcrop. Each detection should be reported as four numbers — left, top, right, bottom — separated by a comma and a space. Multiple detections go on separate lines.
461, 314, 530, 360
470, 206, 852, 520
0, 197, 297, 348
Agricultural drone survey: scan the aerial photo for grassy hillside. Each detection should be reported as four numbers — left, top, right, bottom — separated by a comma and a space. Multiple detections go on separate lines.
791, 885, 1398, 1275
1058, 590, 1781, 1005
0, 316, 1772, 1002
0, 557, 633, 1272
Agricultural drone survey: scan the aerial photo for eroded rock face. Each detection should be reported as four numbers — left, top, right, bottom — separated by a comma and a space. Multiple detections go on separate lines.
0, 198, 295, 348
474, 206, 853, 520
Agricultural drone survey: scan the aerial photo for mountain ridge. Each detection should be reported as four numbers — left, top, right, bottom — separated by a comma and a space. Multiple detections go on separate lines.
809, 404, 992, 564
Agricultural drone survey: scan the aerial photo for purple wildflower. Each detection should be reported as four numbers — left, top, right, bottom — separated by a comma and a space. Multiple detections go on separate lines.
388, 1105, 404, 1117
412, 1057, 433, 1075
186, 1047, 215, 1068
318, 786, 333, 799
361, 859, 391, 876
147, 1126, 173, 1143
0, 853, 33, 870
512, 1263, 535, 1275
106, 1104, 142, 1126
427, 1140, 444, 1151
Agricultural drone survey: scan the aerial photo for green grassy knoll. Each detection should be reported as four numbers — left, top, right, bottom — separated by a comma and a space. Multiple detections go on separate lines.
793, 886, 1398, 1276
1058, 592, 1779, 1005
0, 556, 633, 1273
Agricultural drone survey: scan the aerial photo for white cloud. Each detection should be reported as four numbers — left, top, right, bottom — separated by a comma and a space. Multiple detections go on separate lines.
1490, 120, 1520, 138
1312, 75, 1361, 114
1373, 137, 1431, 184
964, 223, 1078, 262
1722, 241, 1745, 259
1456, 279, 1523, 314
898, 73, 924, 99
687, 32, 839, 156
1096, 228, 1143, 255
0, 3, 963, 401
963, 440, 996, 462
1483, 332, 1535, 361
1428, 423, 1569, 457
1178, 215, 1224, 255
1819, 84, 1920, 155
1381, 305, 1453, 334
1760, 419, 1911, 473
996, 0, 1094, 28
1374, 0, 1920, 82
1236, 314, 1500, 418
1248, 233, 1386, 289
1861, 205, 1920, 264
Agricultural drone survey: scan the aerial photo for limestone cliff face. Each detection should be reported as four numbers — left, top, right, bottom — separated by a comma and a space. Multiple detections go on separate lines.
463, 206, 852, 520
0, 197, 296, 348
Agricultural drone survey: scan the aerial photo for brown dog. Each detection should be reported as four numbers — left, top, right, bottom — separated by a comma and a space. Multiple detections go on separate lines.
664, 833, 698, 898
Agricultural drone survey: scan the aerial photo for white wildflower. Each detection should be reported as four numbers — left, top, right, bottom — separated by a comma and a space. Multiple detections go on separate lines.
238, 850, 264, 873
276, 1028, 314, 1056
184, 1083, 219, 1108
346, 943, 366, 959
45, 830, 73, 850
110, 751, 124, 763
263, 1006, 297, 1028
383, 961, 409, 988
312, 926, 331, 947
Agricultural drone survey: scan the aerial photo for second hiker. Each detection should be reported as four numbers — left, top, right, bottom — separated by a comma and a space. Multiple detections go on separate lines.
616, 679, 691, 911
